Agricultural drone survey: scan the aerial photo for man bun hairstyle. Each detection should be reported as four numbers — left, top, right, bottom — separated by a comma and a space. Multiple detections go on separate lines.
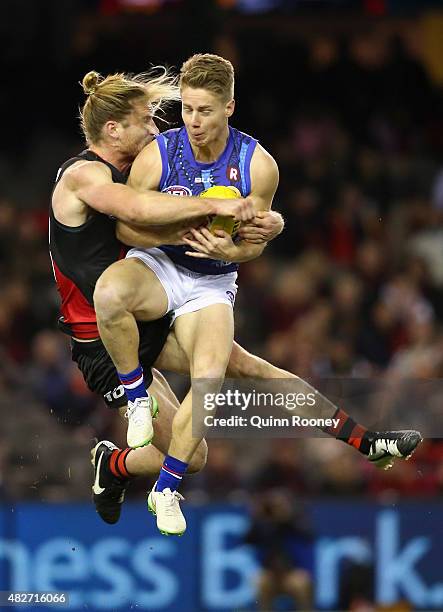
82, 70, 100, 96
79, 67, 180, 145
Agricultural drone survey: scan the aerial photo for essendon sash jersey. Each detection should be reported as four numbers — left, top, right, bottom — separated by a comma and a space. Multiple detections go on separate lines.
49, 150, 128, 339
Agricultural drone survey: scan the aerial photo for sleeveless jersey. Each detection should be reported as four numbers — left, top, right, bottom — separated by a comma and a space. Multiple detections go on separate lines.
49, 150, 128, 339
157, 125, 257, 275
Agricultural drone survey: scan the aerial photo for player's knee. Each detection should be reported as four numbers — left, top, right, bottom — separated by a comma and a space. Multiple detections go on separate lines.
187, 439, 208, 473
94, 271, 130, 321
191, 357, 229, 380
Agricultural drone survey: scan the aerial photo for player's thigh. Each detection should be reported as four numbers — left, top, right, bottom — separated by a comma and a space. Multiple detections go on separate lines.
154, 328, 190, 374
95, 257, 168, 319
173, 304, 234, 373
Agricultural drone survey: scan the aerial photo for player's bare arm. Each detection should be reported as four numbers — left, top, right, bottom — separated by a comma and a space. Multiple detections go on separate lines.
116, 219, 193, 248
55, 150, 253, 228
128, 140, 256, 223
116, 210, 284, 250
51, 160, 109, 226
183, 144, 279, 261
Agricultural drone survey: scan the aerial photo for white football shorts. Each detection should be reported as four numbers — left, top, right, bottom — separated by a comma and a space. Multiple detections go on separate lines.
126, 247, 238, 322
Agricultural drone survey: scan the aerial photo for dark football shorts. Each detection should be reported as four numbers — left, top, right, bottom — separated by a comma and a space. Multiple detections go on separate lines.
71, 316, 172, 409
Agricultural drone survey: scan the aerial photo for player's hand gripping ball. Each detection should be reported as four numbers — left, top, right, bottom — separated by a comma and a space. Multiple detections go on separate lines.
200, 185, 242, 237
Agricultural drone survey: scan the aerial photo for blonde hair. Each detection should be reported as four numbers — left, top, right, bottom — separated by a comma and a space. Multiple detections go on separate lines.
80, 68, 180, 145
179, 54, 234, 102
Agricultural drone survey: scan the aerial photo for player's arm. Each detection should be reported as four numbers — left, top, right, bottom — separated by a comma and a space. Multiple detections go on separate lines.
126, 140, 254, 223
70, 145, 253, 226
116, 219, 196, 248
184, 145, 279, 262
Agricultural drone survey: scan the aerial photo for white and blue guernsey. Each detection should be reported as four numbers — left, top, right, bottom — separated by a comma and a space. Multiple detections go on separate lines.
156, 125, 257, 275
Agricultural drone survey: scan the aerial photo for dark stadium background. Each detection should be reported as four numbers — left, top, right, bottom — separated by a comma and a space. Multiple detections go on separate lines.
1, 1, 443, 610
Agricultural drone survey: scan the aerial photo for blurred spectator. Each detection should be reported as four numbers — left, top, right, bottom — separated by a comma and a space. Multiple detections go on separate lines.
265, 265, 318, 334
251, 439, 309, 496
339, 560, 374, 612
25, 330, 98, 427
0, 198, 15, 270
275, 186, 326, 257
245, 488, 314, 611
184, 439, 244, 502
315, 443, 369, 497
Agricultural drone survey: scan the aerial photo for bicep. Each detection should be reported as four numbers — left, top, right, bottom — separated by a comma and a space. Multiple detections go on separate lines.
249, 145, 279, 212
127, 140, 163, 192
71, 162, 117, 213
71, 163, 140, 220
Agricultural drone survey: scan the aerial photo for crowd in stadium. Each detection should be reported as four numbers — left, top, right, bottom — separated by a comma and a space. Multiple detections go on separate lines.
1, 12, 443, 508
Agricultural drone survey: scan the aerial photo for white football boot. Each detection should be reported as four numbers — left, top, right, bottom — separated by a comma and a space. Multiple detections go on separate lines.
147, 482, 186, 536
125, 395, 158, 448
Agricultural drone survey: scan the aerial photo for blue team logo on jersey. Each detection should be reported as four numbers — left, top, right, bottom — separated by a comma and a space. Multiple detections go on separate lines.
163, 185, 192, 197
226, 290, 236, 306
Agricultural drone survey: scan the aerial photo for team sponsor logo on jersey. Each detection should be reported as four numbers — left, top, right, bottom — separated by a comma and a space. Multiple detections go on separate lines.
227, 166, 240, 182
163, 185, 192, 197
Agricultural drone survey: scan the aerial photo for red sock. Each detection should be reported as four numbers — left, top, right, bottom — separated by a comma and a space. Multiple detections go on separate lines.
108, 448, 132, 479
323, 408, 371, 454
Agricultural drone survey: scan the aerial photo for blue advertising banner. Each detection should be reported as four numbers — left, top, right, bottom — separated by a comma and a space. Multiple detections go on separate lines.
0, 501, 442, 611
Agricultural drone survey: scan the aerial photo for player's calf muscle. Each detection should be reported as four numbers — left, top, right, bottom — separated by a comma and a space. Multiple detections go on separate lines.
187, 440, 208, 473
150, 369, 180, 407
150, 371, 207, 472
227, 342, 294, 379
226, 343, 270, 378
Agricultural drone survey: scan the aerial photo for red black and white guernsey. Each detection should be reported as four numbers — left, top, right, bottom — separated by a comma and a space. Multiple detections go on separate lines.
49, 150, 128, 340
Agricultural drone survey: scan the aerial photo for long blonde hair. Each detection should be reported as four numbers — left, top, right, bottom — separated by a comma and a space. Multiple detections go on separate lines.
80, 68, 180, 145
179, 54, 234, 102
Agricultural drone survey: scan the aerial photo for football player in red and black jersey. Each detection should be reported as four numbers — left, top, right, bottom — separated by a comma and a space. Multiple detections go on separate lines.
50, 68, 257, 523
